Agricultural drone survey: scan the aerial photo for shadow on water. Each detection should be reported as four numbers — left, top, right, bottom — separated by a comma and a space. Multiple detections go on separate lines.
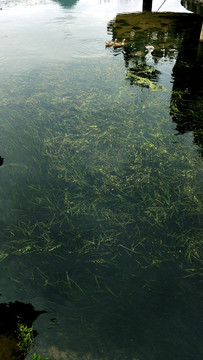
170, 38, 203, 156
107, 11, 203, 155
0, 298, 45, 360
181, 0, 203, 16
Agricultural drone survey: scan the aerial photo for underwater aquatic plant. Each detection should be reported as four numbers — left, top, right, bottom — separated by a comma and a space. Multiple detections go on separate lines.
16, 321, 33, 353
0, 61, 202, 359
31, 353, 49, 360
125, 62, 163, 90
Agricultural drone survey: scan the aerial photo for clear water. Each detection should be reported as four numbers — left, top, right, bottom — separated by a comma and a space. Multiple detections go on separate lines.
0, 1, 202, 359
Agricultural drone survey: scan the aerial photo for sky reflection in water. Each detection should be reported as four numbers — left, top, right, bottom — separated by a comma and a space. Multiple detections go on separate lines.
0, 0, 190, 73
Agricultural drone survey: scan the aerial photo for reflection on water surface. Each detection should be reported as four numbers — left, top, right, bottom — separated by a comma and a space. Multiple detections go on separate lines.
108, 11, 203, 152
0, 1, 202, 359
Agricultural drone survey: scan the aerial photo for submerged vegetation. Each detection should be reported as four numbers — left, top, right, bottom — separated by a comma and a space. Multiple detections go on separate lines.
17, 321, 33, 354
0, 56, 202, 359
125, 62, 163, 90
31, 353, 48, 360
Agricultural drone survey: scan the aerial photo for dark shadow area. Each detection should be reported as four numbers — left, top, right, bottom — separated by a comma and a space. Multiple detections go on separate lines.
0, 156, 3, 166
0, 301, 45, 360
143, 0, 152, 11
170, 37, 203, 156
107, 11, 203, 154
181, 0, 203, 16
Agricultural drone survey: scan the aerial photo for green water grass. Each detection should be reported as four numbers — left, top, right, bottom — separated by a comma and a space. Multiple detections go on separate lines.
0, 62, 202, 359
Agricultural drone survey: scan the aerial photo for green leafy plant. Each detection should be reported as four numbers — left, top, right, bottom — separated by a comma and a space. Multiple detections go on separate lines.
16, 320, 33, 353
32, 353, 49, 360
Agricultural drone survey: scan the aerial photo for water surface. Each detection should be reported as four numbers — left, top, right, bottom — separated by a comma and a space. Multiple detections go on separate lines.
0, 1, 202, 359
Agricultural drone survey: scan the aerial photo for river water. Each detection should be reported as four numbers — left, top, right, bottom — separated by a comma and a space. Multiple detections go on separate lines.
0, 1, 202, 359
